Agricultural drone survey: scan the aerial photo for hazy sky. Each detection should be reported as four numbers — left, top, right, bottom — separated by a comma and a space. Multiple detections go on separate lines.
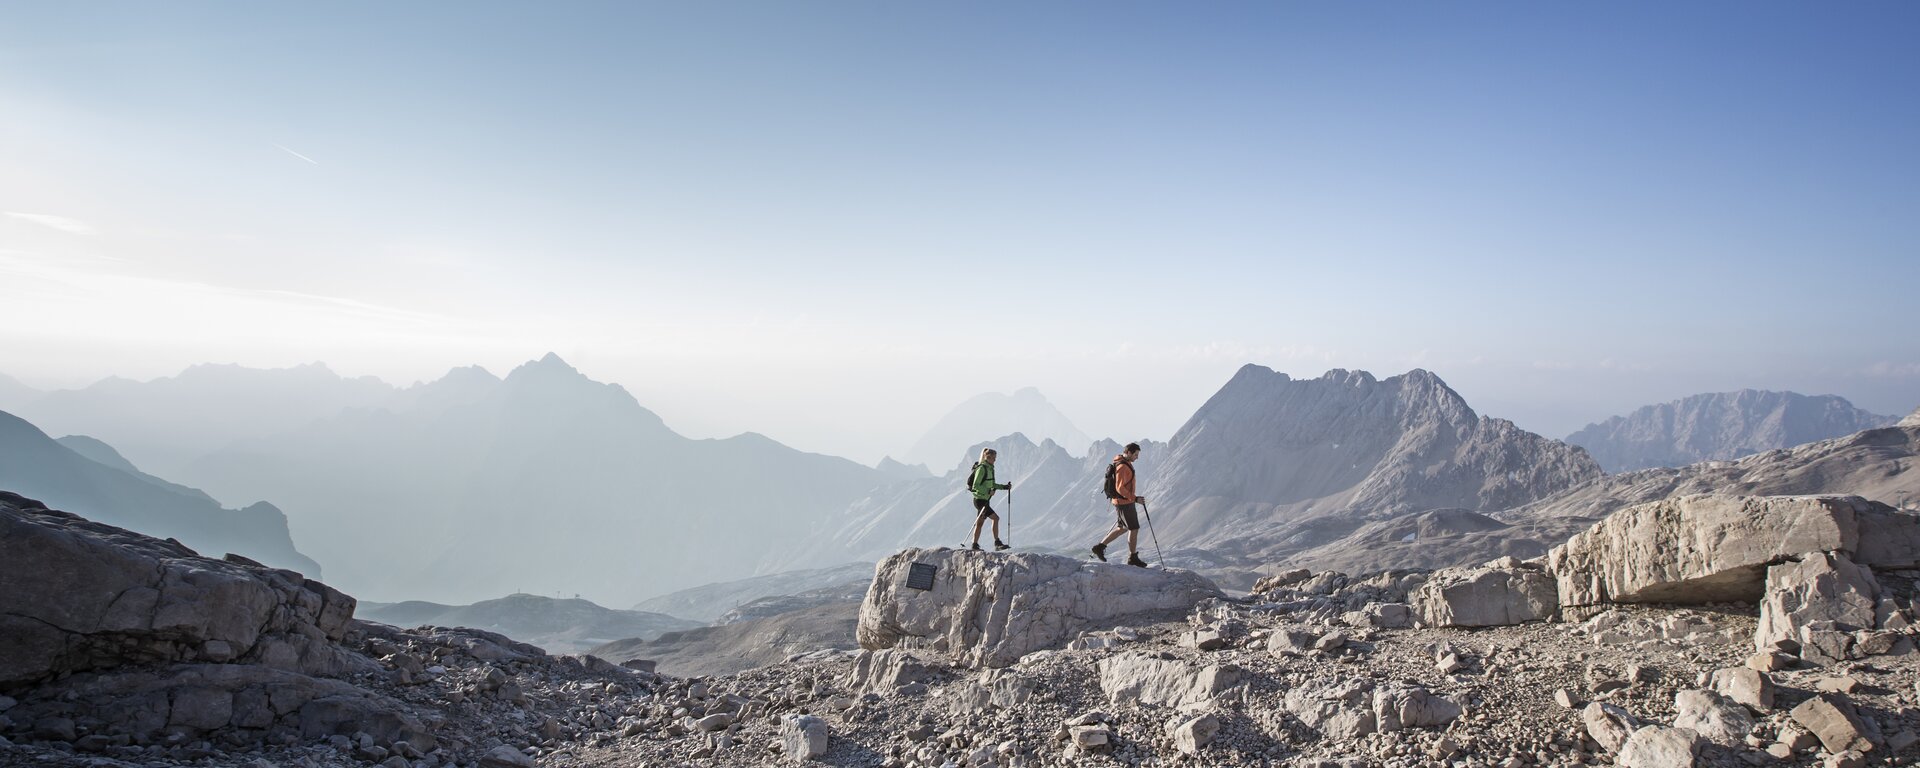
2, 2, 1916, 464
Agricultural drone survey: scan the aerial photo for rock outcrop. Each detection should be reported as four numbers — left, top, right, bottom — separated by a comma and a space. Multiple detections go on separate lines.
1409, 557, 1558, 627
1546, 495, 1909, 612
1755, 552, 1882, 654
0, 491, 361, 689
857, 548, 1222, 668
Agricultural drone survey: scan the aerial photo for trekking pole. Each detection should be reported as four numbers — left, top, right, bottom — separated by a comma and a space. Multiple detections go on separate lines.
1142, 501, 1165, 568
1006, 486, 1012, 548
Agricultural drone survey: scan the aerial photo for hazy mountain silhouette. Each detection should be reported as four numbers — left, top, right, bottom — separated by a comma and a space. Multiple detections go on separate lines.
177, 354, 888, 607
55, 434, 221, 505
873, 456, 932, 481
0, 371, 38, 413
901, 387, 1092, 469
13, 362, 398, 481
356, 593, 701, 654
1566, 390, 1897, 472
0, 409, 320, 575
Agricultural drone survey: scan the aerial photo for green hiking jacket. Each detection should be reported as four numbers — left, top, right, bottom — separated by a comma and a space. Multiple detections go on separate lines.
970, 462, 1008, 500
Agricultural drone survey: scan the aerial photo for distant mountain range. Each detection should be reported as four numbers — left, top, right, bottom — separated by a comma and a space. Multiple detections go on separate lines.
1566, 390, 1897, 472
0, 409, 319, 575
796, 366, 1600, 588
899, 387, 1091, 469
7, 362, 397, 482
356, 593, 701, 654
156, 354, 887, 606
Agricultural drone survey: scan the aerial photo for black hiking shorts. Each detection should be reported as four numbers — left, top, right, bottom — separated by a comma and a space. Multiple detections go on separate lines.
973, 498, 997, 521
1113, 502, 1140, 531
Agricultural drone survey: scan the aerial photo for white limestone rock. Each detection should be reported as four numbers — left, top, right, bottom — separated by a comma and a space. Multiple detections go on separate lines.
1096, 653, 1242, 708
1755, 552, 1880, 656
1410, 558, 1558, 627
1547, 495, 1867, 611
858, 548, 1221, 668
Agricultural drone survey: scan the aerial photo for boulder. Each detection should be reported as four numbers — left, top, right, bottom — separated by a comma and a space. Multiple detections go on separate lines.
1171, 714, 1219, 755
1284, 678, 1376, 741
1617, 726, 1701, 768
1547, 495, 1870, 610
1672, 688, 1753, 746
1583, 701, 1641, 753
1790, 694, 1877, 755
781, 714, 829, 762
857, 548, 1222, 668
0, 494, 361, 687
1372, 684, 1463, 731
1097, 653, 1242, 708
1755, 552, 1880, 656
1707, 667, 1775, 711
1410, 559, 1558, 627
845, 649, 936, 693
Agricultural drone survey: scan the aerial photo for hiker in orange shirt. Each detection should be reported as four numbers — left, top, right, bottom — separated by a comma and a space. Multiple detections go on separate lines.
1091, 442, 1148, 567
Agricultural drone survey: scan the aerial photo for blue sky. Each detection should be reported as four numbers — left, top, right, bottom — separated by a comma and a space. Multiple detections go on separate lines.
2, 2, 1916, 462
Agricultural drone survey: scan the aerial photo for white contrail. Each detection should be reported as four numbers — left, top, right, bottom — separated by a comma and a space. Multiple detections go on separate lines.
272, 143, 320, 165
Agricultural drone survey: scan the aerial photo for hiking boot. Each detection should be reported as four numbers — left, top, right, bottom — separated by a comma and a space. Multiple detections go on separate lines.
1090, 543, 1108, 562
994, 540, 1010, 551
969, 542, 982, 551
1127, 553, 1148, 568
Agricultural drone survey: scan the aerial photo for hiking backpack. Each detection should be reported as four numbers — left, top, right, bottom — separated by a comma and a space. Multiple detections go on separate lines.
964, 462, 982, 493
1102, 461, 1122, 500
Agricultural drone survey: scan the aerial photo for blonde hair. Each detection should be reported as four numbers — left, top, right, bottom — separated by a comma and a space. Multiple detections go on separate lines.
979, 447, 997, 462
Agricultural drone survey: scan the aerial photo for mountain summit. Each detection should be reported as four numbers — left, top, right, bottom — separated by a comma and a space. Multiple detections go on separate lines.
1566, 390, 1897, 472
1150, 365, 1601, 560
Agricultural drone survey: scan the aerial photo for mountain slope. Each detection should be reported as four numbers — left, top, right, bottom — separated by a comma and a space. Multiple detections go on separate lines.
1510, 421, 1920, 523
0, 409, 320, 575
902, 388, 1092, 469
179, 354, 889, 607
1566, 390, 1897, 472
356, 593, 701, 654
1147, 366, 1601, 561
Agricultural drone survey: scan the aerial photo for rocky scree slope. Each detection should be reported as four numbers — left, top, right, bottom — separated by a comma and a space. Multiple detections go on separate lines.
1566, 391, 1897, 473
5, 490, 1920, 768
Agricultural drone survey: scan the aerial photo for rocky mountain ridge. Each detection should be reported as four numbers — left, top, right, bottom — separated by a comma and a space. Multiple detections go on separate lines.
1567, 391, 1897, 473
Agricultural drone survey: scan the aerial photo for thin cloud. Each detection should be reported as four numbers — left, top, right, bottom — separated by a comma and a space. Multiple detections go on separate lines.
272, 143, 320, 165
3, 211, 94, 235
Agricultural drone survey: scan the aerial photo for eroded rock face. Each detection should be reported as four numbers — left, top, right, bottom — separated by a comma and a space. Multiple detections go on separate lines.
1096, 654, 1242, 708
857, 548, 1222, 668
0, 493, 362, 688
1755, 552, 1880, 655
1409, 557, 1557, 627
1547, 495, 1869, 610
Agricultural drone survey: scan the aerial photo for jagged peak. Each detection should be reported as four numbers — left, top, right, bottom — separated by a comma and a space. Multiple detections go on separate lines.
504, 353, 587, 383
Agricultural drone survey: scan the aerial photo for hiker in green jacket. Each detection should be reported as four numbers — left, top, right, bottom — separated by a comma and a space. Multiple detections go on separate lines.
969, 447, 1013, 551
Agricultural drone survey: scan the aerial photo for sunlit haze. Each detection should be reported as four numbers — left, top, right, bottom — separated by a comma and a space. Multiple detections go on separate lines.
3, 2, 1916, 463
